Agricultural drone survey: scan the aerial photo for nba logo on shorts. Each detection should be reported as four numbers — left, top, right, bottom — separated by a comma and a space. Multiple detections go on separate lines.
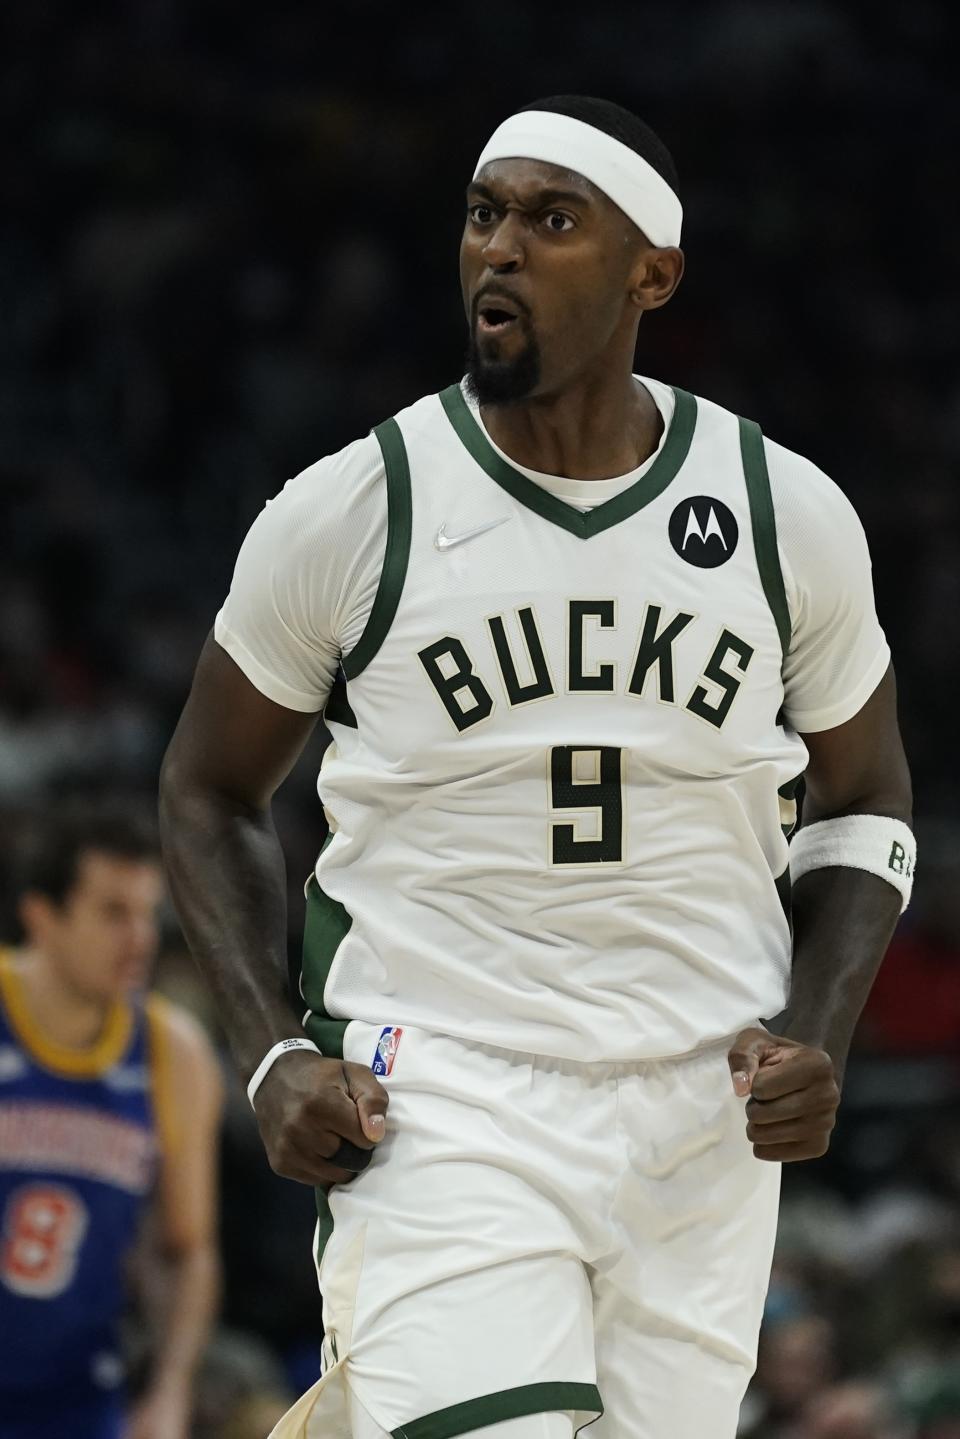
372, 1026, 403, 1077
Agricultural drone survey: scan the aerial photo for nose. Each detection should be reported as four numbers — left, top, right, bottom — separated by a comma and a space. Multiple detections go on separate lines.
482, 212, 524, 273
127, 914, 158, 964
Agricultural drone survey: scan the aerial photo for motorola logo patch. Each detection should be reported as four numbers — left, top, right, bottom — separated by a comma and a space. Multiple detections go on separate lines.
669, 496, 739, 568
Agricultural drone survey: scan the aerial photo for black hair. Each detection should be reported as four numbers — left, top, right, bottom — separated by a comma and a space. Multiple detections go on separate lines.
19, 800, 159, 906
518, 95, 679, 199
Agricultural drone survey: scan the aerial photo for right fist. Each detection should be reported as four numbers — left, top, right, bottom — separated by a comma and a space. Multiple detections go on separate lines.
252, 1049, 389, 1187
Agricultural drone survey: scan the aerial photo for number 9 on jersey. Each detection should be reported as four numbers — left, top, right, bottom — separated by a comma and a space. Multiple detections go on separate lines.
549, 745, 624, 866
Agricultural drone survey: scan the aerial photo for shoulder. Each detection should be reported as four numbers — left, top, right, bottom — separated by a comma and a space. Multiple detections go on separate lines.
275, 387, 446, 505
761, 431, 864, 535
687, 392, 876, 627
392, 387, 456, 433
222, 432, 387, 622
146, 996, 223, 1154
688, 385, 868, 559
257, 431, 386, 542
758, 431, 875, 618
388, 384, 479, 456
146, 993, 219, 1078
243, 388, 444, 550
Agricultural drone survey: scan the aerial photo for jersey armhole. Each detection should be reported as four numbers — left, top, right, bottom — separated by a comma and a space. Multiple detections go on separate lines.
145, 996, 180, 1164
738, 416, 792, 659
340, 417, 413, 681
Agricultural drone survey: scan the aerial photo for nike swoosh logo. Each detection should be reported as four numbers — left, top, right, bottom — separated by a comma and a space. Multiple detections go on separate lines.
434, 516, 510, 550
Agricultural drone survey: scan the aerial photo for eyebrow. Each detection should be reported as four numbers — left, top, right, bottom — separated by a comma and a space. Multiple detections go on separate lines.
466, 180, 594, 210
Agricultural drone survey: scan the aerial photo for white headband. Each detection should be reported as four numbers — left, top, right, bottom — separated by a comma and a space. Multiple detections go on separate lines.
474, 110, 682, 248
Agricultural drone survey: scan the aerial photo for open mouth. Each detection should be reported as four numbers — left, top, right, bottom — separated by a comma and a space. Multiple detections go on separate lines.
477, 306, 520, 334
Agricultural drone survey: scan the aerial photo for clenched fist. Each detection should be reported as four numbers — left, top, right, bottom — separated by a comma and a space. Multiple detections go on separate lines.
727, 1027, 841, 1163
252, 1049, 389, 1187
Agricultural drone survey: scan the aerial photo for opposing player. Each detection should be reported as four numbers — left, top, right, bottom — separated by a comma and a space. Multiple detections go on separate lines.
159, 96, 913, 1439
0, 804, 223, 1439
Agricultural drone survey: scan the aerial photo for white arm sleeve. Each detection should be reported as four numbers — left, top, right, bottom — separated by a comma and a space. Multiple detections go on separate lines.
214, 433, 388, 713
766, 436, 891, 734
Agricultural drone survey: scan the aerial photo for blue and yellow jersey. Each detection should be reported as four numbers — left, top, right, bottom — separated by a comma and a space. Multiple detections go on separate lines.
0, 952, 176, 1408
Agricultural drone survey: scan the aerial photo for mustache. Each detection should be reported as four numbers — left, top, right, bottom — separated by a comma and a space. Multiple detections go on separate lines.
472, 288, 531, 321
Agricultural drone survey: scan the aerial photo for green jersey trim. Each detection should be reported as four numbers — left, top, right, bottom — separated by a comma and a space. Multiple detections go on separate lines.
301, 844, 350, 1060
301, 846, 353, 1278
341, 417, 413, 680
739, 417, 791, 657
324, 669, 358, 729
314, 1186, 334, 1275
391, 1382, 604, 1439
438, 383, 698, 539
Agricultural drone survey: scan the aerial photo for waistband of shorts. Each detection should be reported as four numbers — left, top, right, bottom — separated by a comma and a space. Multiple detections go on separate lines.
344, 1016, 764, 1076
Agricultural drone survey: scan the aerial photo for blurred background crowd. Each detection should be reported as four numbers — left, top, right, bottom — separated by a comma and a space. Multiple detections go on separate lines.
1, 0, 958, 1435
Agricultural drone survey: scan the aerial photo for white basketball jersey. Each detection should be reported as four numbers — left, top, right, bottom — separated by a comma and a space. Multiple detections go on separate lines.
300, 379, 807, 1062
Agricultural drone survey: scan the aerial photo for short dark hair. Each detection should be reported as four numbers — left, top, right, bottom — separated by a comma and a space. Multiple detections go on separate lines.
518, 94, 679, 199
19, 801, 159, 906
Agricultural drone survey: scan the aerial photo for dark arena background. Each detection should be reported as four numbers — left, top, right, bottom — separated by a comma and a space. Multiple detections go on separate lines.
1, 3, 958, 1436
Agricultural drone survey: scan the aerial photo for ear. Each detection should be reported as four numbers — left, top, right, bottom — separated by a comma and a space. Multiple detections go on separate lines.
629, 245, 685, 312
18, 891, 58, 945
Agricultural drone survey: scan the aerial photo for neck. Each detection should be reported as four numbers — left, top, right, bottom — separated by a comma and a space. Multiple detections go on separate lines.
14, 947, 114, 1051
479, 370, 662, 481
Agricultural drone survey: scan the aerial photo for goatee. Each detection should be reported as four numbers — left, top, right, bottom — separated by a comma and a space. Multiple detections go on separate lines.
464, 330, 542, 406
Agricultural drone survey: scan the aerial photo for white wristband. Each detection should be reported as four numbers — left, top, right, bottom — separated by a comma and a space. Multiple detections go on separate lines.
789, 814, 916, 912
247, 1038, 322, 1109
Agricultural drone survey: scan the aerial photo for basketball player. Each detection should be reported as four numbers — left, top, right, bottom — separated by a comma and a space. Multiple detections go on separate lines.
159, 96, 914, 1439
0, 805, 223, 1439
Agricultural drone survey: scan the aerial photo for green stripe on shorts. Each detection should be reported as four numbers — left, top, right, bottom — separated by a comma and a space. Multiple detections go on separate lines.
391, 1382, 604, 1439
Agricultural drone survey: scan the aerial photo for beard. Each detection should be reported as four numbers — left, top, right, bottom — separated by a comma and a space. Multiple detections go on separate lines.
464, 324, 542, 406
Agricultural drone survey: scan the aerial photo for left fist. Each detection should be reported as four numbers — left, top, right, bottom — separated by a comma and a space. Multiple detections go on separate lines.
727, 1027, 841, 1163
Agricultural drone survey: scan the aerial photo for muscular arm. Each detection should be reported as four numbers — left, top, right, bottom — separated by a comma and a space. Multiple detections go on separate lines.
729, 664, 912, 1161
159, 634, 316, 1078
777, 662, 912, 1078
159, 634, 388, 1185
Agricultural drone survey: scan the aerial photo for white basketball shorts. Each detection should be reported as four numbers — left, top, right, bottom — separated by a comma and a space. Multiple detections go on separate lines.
270, 1021, 781, 1439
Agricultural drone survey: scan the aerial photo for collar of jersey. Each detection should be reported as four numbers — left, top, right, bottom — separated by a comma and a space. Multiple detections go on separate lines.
0, 951, 132, 1079
438, 382, 697, 538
